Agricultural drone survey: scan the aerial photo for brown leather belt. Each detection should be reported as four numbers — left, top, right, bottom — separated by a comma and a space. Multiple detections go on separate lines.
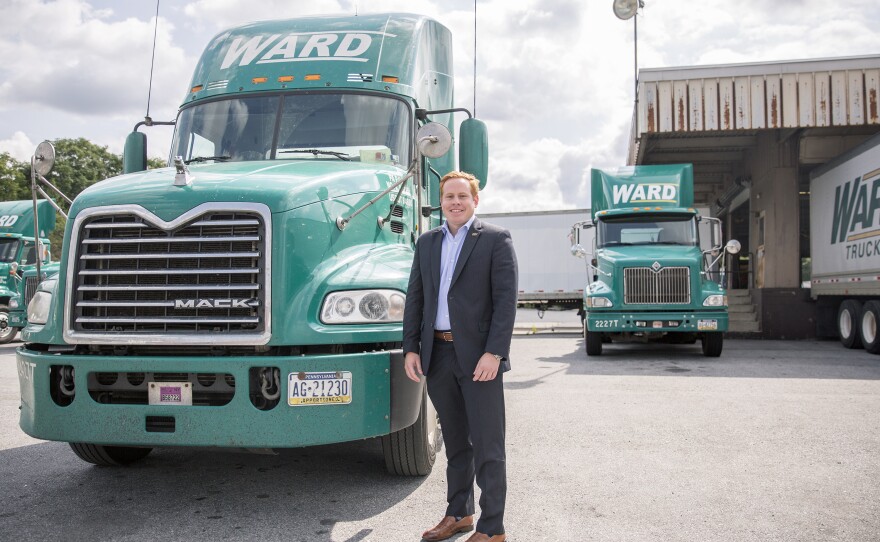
433, 330, 454, 342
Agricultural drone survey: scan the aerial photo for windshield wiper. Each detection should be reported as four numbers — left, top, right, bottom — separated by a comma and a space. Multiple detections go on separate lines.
184, 155, 231, 164
279, 149, 352, 161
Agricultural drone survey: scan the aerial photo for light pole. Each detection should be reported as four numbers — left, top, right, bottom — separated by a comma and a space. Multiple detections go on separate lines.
613, 0, 644, 137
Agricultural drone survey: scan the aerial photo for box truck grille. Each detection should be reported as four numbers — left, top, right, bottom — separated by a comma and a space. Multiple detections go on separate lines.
70, 209, 267, 336
623, 267, 690, 304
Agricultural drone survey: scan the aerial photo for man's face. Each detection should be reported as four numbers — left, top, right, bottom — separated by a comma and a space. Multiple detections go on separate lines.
441, 177, 478, 229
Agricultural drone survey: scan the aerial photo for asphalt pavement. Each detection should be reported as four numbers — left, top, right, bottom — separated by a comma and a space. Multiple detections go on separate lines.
1, 334, 879, 541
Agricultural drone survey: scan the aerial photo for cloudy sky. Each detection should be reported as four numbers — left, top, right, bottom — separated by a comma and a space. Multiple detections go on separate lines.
1, 0, 878, 212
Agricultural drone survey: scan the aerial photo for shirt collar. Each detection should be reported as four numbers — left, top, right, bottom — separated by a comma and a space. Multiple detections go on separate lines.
441, 214, 477, 237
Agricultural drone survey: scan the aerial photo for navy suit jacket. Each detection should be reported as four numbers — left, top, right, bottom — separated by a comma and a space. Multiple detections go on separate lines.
403, 218, 518, 375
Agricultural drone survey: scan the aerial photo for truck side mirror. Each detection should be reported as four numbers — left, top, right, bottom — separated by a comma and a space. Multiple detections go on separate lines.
123, 131, 148, 174
459, 118, 488, 190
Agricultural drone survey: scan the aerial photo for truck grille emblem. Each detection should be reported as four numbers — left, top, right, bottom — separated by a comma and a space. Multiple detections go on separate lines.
174, 299, 257, 309
651, 261, 662, 272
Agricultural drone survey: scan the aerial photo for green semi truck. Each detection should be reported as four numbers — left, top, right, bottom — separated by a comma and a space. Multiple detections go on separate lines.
0, 200, 55, 344
17, 13, 488, 474
570, 164, 740, 357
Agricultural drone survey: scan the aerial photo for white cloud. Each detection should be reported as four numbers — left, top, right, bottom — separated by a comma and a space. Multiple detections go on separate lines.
0, 131, 36, 162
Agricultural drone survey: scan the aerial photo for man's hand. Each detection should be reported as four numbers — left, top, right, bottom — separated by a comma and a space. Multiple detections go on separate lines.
473, 353, 501, 381
404, 352, 423, 382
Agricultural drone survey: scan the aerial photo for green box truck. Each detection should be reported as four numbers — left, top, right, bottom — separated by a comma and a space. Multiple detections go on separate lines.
570, 164, 740, 357
17, 13, 488, 474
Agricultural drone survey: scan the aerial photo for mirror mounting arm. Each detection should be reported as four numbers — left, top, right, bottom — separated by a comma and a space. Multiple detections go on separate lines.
416, 107, 473, 121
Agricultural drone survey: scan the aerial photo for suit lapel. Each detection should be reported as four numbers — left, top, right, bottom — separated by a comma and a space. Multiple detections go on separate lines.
450, 218, 482, 287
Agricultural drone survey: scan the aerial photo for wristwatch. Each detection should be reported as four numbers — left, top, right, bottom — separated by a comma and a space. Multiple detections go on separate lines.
491, 353, 503, 362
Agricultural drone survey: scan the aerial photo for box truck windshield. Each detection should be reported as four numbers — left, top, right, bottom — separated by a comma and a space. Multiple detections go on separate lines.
0, 239, 20, 262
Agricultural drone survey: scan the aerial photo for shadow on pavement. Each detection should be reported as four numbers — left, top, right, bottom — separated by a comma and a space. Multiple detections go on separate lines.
511, 335, 880, 380
0, 439, 426, 541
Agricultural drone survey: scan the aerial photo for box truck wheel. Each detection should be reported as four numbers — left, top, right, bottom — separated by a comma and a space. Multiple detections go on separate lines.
701, 332, 723, 357
838, 299, 863, 349
859, 300, 880, 354
381, 391, 441, 476
68, 443, 153, 466
0, 305, 17, 344
585, 323, 603, 356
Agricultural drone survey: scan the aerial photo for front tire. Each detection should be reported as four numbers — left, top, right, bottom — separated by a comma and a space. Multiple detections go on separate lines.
859, 300, 880, 354
381, 389, 441, 476
69, 443, 153, 466
838, 299, 863, 349
585, 322, 603, 356
0, 305, 17, 344
701, 332, 723, 357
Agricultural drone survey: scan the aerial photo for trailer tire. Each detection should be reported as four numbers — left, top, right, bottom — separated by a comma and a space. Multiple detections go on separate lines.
68, 443, 153, 466
701, 332, 723, 357
838, 299, 863, 349
859, 301, 880, 354
585, 324, 603, 356
0, 305, 17, 344
381, 390, 441, 476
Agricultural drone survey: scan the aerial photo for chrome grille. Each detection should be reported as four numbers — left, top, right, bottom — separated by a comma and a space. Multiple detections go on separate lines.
69, 206, 268, 340
623, 267, 690, 304
25, 275, 40, 306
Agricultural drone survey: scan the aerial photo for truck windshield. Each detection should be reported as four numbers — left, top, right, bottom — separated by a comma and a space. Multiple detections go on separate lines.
171, 92, 411, 166
597, 216, 697, 248
0, 238, 20, 262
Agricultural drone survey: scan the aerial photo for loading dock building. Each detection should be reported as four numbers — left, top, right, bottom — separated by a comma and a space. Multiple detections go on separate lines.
628, 55, 880, 337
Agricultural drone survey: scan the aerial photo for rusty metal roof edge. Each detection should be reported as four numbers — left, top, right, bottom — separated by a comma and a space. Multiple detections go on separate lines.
639, 54, 880, 82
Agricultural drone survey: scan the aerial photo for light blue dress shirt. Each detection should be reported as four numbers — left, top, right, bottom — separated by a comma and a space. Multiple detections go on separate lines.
435, 215, 476, 330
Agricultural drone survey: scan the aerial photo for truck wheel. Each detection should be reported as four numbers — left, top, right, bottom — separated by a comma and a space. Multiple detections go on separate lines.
859, 301, 880, 354
585, 324, 603, 356
701, 332, 723, 357
0, 305, 17, 344
381, 390, 441, 476
69, 443, 153, 466
838, 299, 863, 349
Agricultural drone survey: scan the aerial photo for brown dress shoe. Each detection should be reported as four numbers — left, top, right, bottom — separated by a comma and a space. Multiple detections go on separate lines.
422, 515, 475, 541
463, 533, 506, 542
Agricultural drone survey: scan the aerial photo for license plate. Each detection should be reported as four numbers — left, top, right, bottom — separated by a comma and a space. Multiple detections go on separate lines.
148, 382, 192, 406
288, 371, 352, 406
698, 319, 718, 331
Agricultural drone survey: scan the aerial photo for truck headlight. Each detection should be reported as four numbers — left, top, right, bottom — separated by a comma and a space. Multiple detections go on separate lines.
703, 294, 728, 307
9, 299, 18, 309
321, 289, 405, 324
27, 279, 57, 325
586, 296, 613, 308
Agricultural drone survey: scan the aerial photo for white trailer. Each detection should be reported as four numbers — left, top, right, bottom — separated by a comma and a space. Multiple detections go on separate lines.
480, 209, 589, 312
809, 132, 880, 352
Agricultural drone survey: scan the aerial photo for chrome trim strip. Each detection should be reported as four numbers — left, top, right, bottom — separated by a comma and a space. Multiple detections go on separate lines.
76, 285, 258, 292
63, 202, 272, 346
81, 235, 261, 244
76, 317, 260, 324
77, 300, 262, 307
80, 251, 261, 260
78, 268, 260, 276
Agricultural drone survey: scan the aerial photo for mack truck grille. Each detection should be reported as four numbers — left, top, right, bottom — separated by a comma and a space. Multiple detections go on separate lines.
623, 267, 690, 304
25, 275, 40, 306
69, 206, 268, 339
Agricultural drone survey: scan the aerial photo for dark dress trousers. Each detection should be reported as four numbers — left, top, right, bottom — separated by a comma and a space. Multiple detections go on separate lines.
403, 218, 518, 536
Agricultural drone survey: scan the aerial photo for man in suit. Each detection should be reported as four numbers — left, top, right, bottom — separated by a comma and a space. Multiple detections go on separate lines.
403, 171, 518, 542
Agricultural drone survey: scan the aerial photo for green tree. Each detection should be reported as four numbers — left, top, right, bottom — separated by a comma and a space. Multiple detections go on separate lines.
0, 152, 28, 201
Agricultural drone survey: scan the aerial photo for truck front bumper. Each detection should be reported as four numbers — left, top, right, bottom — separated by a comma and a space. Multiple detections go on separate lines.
586, 310, 729, 333
16, 347, 422, 448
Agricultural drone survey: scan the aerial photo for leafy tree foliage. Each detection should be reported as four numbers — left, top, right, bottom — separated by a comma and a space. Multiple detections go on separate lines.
0, 152, 29, 201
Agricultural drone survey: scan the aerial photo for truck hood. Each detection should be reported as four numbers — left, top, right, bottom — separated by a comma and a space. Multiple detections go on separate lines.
599, 245, 702, 267
69, 160, 405, 221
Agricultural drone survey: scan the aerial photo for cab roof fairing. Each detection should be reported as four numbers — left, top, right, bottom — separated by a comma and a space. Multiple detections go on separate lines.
182, 13, 452, 105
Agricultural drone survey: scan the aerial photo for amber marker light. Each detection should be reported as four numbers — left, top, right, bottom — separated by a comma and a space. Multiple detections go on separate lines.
305, 74, 321, 81
381, 75, 399, 83
252, 77, 268, 84
191, 85, 204, 93
278, 75, 294, 83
